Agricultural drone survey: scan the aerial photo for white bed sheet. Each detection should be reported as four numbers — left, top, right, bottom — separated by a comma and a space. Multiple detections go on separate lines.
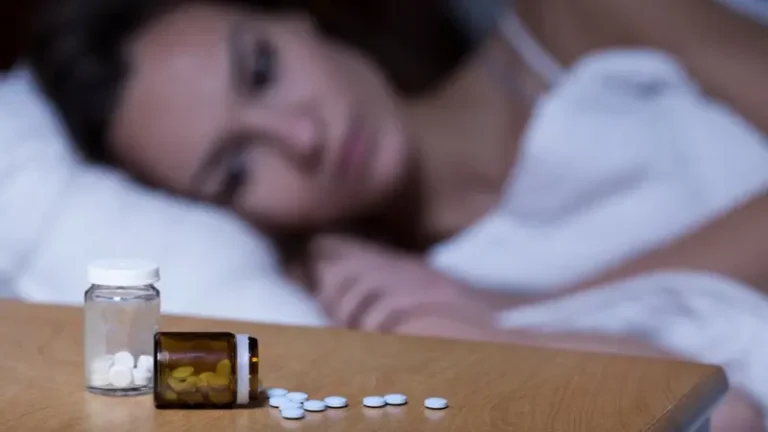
0, 66, 330, 326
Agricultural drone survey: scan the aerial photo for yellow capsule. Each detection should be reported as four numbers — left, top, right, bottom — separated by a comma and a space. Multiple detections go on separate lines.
208, 390, 232, 405
162, 390, 178, 401
179, 392, 205, 404
171, 366, 195, 378
215, 359, 231, 376
207, 373, 230, 389
198, 372, 216, 387
167, 377, 196, 393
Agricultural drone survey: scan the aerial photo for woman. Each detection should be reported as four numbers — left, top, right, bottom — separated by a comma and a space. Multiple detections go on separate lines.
29, 0, 768, 428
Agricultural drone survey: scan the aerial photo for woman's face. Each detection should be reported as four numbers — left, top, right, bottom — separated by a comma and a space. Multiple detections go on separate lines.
110, 2, 410, 231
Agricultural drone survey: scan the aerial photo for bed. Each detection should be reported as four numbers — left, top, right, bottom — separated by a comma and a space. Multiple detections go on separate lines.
0, 0, 482, 323
5, 1, 768, 421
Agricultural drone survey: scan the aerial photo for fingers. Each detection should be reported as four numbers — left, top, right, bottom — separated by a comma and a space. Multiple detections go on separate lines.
313, 258, 358, 309
712, 389, 766, 432
358, 289, 478, 331
308, 235, 403, 325
332, 281, 496, 334
305, 234, 497, 334
358, 295, 428, 331
307, 233, 387, 262
391, 316, 501, 342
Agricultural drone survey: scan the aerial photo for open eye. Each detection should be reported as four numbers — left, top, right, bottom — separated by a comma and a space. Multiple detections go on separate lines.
249, 38, 275, 92
215, 151, 249, 204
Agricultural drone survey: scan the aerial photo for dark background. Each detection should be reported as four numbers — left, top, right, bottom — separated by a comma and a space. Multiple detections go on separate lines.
0, 0, 478, 94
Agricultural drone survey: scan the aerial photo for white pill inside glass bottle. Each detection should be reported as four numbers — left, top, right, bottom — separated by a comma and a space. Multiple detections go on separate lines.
83, 259, 161, 396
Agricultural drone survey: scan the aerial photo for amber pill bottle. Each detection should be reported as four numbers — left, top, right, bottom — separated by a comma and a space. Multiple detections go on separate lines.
154, 332, 259, 408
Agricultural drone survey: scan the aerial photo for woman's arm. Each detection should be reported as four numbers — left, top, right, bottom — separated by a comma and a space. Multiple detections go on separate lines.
580, 0, 768, 133
305, 234, 766, 431
533, 0, 768, 294
573, 194, 768, 294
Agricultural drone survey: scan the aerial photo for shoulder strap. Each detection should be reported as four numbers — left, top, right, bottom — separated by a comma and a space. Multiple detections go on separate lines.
497, 7, 564, 85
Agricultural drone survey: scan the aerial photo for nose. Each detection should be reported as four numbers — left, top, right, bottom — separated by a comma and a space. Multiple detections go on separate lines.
239, 106, 323, 167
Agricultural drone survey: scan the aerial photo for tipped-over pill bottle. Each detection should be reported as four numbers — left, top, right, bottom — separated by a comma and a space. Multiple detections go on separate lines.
154, 332, 259, 408
84, 259, 161, 396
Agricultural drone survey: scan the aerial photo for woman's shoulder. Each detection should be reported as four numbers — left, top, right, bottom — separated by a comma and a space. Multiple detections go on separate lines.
717, 0, 768, 24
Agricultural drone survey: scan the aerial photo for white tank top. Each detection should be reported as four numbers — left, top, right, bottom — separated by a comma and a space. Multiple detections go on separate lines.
496, 0, 767, 86
718, 0, 768, 24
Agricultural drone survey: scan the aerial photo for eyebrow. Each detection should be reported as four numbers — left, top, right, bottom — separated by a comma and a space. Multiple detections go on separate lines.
188, 22, 249, 194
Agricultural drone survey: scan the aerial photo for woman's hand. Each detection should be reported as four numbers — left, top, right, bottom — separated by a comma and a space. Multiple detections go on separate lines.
306, 234, 502, 338
306, 235, 767, 431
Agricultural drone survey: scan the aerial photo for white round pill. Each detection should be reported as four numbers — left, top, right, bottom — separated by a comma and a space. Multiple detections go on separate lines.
286, 392, 309, 403
108, 365, 134, 388
269, 396, 290, 408
362, 396, 386, 408
384, 393, 408, 405
324, 396, 348, 408
279, 401, 303, 411
136, 355, 154, 373
280, 407, 305, 420
303, 400, 327, 412
90, 355, 114, 375
266, 387, 289, 398
132, 368, 151, 386
89, 373, 111, 387
424, 397, 448, 410
113, 351, 135, 369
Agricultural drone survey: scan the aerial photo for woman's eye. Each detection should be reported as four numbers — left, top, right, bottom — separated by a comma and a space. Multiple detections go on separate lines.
216, 155, 249, 204
250, 39, 275, 92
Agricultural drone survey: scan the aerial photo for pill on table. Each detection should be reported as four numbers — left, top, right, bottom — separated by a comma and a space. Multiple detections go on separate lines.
362, 396, 386, 408
108, 365, 134, 388
280, 407, 305, 420
279, 401, 303, 411
286, 392, 308, 403
384, 393, 408, 405
113, 351, 135, 369
302, 400, 327, 412
324, 396, 348, 408
269, 396, 290, 408
424, 397, 449, 410
132, 368, 151, 386
136, 355, 154, 373
266, 387, 289, 398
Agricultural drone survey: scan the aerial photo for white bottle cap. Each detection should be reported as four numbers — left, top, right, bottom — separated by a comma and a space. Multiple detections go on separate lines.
87, 259, 160, 286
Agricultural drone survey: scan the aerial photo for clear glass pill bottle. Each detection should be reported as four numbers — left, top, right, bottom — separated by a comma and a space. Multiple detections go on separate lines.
154, 332, 259, 409
84, 259, 161, 396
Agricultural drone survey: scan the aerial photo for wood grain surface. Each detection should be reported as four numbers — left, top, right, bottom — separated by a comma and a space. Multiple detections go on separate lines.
0, 300, 726, 431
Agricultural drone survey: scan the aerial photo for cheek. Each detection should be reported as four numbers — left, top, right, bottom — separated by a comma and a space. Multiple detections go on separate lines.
237, 156, 344, 228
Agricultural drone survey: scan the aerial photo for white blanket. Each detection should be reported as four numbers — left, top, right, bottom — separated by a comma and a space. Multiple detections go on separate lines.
428, 50, 768, 408
0, 67, 329, 326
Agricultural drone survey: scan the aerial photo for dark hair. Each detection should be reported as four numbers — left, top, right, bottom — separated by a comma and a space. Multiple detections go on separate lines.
27, 0, 473, 164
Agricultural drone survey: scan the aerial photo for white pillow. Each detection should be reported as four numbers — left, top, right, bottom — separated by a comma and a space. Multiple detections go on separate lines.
0, 66, 329, 326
